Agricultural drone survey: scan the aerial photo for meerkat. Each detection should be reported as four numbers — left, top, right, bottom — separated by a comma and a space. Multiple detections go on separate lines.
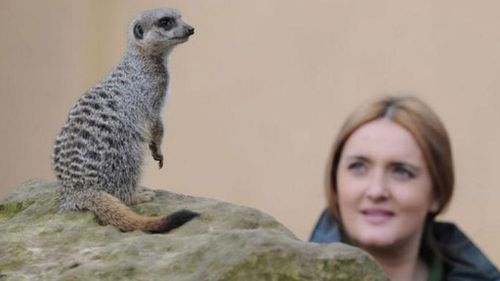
52, 8, 199, 233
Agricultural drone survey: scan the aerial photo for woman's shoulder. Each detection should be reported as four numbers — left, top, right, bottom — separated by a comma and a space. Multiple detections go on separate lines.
432, 221, 500, 281
309, 209, 342, 243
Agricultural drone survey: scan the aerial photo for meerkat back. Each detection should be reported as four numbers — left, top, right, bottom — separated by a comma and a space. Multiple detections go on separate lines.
52, 8, 199, 233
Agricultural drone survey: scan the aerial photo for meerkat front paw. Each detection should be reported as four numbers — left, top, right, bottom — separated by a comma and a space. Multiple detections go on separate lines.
149, 143, 164, 169
153, 153, 164, 169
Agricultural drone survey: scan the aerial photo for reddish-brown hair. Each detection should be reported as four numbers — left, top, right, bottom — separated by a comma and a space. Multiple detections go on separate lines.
327, 96, 454, 219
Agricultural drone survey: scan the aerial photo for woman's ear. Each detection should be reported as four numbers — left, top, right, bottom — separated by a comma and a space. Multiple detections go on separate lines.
429, 196, 440, 214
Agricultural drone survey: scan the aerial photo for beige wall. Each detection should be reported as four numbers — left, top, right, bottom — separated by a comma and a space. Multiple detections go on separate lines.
1, 0, 499, 265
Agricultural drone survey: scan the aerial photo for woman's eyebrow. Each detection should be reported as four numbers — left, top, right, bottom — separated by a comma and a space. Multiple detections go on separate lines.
345, 155, 370, 162
391, 161, 421, 173
345, 156, 421, 170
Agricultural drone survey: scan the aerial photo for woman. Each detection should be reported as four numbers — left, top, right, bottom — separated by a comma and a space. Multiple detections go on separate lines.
310, 96, 500, 281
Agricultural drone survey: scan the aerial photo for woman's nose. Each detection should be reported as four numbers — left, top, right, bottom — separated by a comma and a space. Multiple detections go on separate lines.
365, 171, 390, 201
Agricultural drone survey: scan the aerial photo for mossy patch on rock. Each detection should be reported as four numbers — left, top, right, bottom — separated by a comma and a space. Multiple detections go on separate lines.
0, 180, 387, 281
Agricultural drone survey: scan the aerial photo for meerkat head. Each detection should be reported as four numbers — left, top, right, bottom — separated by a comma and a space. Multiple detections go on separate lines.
128, 8, 194, 56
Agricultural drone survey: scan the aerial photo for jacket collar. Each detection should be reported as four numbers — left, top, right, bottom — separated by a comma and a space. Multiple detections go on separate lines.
309, 210, 500, 281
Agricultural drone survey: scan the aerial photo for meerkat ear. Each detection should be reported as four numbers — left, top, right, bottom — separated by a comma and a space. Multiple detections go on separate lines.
133, 24, 144, 40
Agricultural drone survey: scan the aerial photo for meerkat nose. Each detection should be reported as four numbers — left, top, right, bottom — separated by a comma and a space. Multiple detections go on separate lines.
187, 27, 195, 35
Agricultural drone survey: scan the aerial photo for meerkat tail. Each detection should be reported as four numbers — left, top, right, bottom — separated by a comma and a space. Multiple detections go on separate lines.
87, 191, 199, 233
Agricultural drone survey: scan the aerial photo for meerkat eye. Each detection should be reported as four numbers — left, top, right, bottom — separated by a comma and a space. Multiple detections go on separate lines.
157, 17, 175, 30
133, 24, 144, 40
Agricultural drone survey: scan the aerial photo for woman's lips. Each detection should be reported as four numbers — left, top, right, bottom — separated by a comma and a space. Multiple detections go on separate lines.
361, 209, 395, 224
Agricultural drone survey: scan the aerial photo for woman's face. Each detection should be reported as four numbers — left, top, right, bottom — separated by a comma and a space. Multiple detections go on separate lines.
337, 119, 438, 252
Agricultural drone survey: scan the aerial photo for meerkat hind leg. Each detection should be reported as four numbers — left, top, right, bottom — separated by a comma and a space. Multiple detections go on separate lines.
130, 187, 156, 205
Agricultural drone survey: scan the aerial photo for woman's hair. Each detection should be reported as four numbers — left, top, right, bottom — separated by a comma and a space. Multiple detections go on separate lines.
327, 95, 454, 220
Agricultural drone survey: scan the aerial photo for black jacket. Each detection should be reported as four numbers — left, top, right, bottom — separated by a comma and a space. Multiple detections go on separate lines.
310, 210, 500, 281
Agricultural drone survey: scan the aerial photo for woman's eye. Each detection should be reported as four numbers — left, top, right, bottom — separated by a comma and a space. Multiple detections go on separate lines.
393, 165, 415, 180
348, 162, 366, 173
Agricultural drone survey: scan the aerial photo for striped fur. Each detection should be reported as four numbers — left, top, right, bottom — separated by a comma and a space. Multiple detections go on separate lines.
52, 8, 198, 233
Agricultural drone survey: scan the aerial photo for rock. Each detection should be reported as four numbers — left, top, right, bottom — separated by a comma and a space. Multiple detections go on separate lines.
0, 180, 387, 281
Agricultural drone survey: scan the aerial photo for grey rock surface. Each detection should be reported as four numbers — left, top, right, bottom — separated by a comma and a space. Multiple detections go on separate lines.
0, 180, 387, 281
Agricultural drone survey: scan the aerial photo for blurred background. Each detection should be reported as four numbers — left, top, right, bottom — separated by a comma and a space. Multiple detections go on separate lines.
1, 0, 499, 264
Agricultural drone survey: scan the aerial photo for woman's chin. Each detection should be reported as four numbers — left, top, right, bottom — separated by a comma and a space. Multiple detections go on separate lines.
351, 231, 398, 250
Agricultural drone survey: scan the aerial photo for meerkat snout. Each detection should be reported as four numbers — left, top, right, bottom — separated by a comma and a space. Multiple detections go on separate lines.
175, 23, 195, 40
176, 25, 194, 39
